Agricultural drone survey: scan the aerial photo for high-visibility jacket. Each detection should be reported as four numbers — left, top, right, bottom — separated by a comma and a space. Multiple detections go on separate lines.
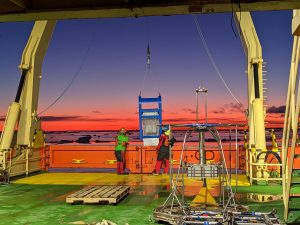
115, 133, 129, 151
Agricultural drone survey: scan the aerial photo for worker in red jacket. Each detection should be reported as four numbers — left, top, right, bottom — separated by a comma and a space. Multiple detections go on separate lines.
154, 129, 171, 174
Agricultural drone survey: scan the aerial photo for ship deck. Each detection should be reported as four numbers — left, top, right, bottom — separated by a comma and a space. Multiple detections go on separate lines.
1, 172, 300, 224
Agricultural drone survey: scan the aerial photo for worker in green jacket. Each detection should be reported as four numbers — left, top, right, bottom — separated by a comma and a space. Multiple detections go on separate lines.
115, 127, 129, 175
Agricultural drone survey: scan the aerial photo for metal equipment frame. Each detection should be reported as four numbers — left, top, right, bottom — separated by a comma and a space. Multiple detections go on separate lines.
154, 124, 239, 224
153, 123, 284, 225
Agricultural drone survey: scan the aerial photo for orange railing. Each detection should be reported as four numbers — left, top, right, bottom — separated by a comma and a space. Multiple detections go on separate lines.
46, 144, 247, 174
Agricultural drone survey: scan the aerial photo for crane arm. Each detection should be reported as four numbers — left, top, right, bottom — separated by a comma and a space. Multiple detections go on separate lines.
0, 21, 56, 152
234, 12, 268, 183
17, 21, 56, 146
234, 12, 266, 152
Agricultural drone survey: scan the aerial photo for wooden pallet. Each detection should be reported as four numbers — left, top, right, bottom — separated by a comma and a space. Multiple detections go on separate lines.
66, 185, 130, 204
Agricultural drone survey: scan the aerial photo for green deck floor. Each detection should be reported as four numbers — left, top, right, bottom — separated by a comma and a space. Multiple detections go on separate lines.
0, 173, 299, 225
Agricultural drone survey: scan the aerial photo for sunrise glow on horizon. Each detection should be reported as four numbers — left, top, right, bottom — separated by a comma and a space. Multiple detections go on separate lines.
0, 110, 281, 131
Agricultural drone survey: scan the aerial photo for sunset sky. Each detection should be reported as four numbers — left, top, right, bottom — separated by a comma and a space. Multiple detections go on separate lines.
0, 10, 292, 130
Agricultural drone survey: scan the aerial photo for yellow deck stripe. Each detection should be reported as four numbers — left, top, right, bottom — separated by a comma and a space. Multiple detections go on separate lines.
13, 173, 250, 186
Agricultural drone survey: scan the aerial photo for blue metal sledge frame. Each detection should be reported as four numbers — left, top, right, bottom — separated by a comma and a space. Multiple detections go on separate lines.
138, 95, 162, 140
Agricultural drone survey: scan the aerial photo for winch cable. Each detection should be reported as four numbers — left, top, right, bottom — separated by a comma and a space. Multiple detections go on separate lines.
192, 14, 242, 106
38, 33, 95, 115
140, 44, 151, 93
140, 18, 155, 95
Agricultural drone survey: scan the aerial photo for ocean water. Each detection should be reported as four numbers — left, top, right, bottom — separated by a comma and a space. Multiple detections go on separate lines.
45, 129, 283, 145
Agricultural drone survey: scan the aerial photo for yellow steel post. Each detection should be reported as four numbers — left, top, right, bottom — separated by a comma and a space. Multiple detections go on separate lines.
282, 9, 300, 221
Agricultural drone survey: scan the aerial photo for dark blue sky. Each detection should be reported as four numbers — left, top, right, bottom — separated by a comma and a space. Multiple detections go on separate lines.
0, 10, 293, 129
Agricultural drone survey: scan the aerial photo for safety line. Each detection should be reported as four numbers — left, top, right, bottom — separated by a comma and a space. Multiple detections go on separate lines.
39, 33, 95, 115
192, 14, 242, 105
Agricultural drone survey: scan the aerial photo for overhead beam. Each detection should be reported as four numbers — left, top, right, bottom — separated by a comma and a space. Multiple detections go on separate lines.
8, 0, 27, 9
0, 0, 299, 22
292, 10, 300, 36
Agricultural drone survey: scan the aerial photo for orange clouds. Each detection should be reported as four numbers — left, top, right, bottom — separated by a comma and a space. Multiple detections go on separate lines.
0, 103, 286, 131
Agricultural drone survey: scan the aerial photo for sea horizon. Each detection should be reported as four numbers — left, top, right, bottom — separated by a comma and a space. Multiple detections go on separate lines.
44, 128, 284, 145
